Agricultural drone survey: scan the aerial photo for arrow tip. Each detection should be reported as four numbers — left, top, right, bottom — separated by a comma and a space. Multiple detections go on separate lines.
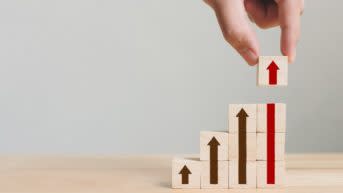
208, 137, 220, 146
236, 108, 249, 118
267, 60, 280, 70
179, 165, 191, 174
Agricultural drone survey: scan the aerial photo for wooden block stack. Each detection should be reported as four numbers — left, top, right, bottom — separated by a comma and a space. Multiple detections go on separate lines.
256, 103, 286, 188
228, 104, 257, 188
172, 56, 288, 189
200, 131, 229, 188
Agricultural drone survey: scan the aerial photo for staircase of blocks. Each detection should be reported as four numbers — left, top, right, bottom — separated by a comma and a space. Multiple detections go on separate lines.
172, 56, 288, 189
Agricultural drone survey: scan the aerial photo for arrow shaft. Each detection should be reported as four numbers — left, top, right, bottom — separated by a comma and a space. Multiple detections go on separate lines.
181, 173, 189, 184
267, 103, 275, 184
269, 70, 278, 85
238, 117, 247, 184
209, 146, 218, 184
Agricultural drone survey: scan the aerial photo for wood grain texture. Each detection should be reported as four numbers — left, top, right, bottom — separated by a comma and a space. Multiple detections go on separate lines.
228, 133, 257, 160
229, 160, 256, 188
257, 160, 286, 188
228, 104, 257, 133
200, 131, 228, 161
172, 157, 201, 188
257, 133, 286, 161
257, 103, 286, 133
0, 154, 343, 192
201, 161, 229, 189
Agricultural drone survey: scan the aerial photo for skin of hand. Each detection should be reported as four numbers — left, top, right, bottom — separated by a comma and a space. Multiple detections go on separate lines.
204, 0, 304, 65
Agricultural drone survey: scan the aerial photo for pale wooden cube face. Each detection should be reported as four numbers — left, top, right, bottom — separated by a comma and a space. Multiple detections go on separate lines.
172, 158, 201, 189
256, 161, 286, 188
257, 133, 286, 161
228, 133, 257, 161
257, 103, 286, 133
228, 104, 257, 133
200, 131, 229, 161
228, 160, 257, 188
257, 56, 288, 87
201, 161, 229, 189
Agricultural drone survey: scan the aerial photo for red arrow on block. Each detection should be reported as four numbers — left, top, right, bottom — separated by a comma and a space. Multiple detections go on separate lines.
267, 61, 280, 85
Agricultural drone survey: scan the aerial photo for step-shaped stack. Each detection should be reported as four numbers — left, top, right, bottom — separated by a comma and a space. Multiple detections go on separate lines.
172, 103, 286, 189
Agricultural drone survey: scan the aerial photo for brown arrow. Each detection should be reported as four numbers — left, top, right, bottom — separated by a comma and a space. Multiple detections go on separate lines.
236, 108, 249, 184
179, 165, 191, 184
208, 137, 220, 184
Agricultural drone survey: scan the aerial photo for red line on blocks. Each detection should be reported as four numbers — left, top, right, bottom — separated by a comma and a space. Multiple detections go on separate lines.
267, 103, 275, 184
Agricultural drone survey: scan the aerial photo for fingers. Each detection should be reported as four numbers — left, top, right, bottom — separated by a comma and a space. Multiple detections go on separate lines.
211, 0, 259, 65
275, 0, 302, 63
203, 0, 214, 9
244, 0, 279, 29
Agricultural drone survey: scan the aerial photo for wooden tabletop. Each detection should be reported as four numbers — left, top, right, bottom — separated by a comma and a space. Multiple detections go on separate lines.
0, 154, 343, 193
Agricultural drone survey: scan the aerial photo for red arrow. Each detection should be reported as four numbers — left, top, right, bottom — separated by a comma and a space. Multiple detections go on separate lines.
267, 61, 280, 85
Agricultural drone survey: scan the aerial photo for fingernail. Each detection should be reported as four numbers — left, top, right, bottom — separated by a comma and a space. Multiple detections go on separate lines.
289, 48, 296, 63
240, 48, 258, 65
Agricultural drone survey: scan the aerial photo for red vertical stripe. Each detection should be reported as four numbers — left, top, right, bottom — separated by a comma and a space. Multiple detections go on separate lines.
267, 103, 275, 184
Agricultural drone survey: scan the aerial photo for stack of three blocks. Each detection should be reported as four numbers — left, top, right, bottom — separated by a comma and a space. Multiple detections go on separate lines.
172, 103, 286, 189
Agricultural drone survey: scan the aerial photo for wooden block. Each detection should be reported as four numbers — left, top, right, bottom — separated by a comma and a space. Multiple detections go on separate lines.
257, 103, 286, 133
257, 56, 288, 87
228, 160, 256, 188
257, 133, 285, 161
200, 131, 228, 161
257, 161, 286, 188
228, 133, 256, 161
201, 161, 229, 189
172, 157, 201, 189
228, 104, 257, 133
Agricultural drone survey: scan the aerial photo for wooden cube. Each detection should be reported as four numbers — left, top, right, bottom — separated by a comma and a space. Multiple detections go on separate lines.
200, 131, 229, 161
172, 157, 201, 189
201, 161, 229, 189
228, 160, 256, 188
256, 161, 286, 188
228, 133, 256, 160
228, 104, 257, 133
257, 56, 288, 87
257, 133, 285, 161
257, 103, 286, 133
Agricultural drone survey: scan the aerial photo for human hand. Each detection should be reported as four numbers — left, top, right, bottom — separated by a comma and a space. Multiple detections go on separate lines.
204, 0, 304, 65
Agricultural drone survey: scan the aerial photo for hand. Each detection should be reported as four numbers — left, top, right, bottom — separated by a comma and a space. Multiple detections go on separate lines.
204, 0, 304, 65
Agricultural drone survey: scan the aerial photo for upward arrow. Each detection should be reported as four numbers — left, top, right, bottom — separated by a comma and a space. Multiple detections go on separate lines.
267, 61, 280, 85
208, 137, 220, 184
236, 108, 249, 184
179, 165, 191, 184
236, 108, 248, 134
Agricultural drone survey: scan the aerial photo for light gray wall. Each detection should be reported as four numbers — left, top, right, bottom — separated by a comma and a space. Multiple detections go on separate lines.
0, 0, 342, 154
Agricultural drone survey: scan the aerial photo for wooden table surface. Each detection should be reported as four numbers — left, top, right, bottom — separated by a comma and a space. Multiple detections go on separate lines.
1, 154, 343, 193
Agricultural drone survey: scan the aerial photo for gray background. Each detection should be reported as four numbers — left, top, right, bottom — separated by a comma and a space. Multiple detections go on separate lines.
0, 0, 342, 154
